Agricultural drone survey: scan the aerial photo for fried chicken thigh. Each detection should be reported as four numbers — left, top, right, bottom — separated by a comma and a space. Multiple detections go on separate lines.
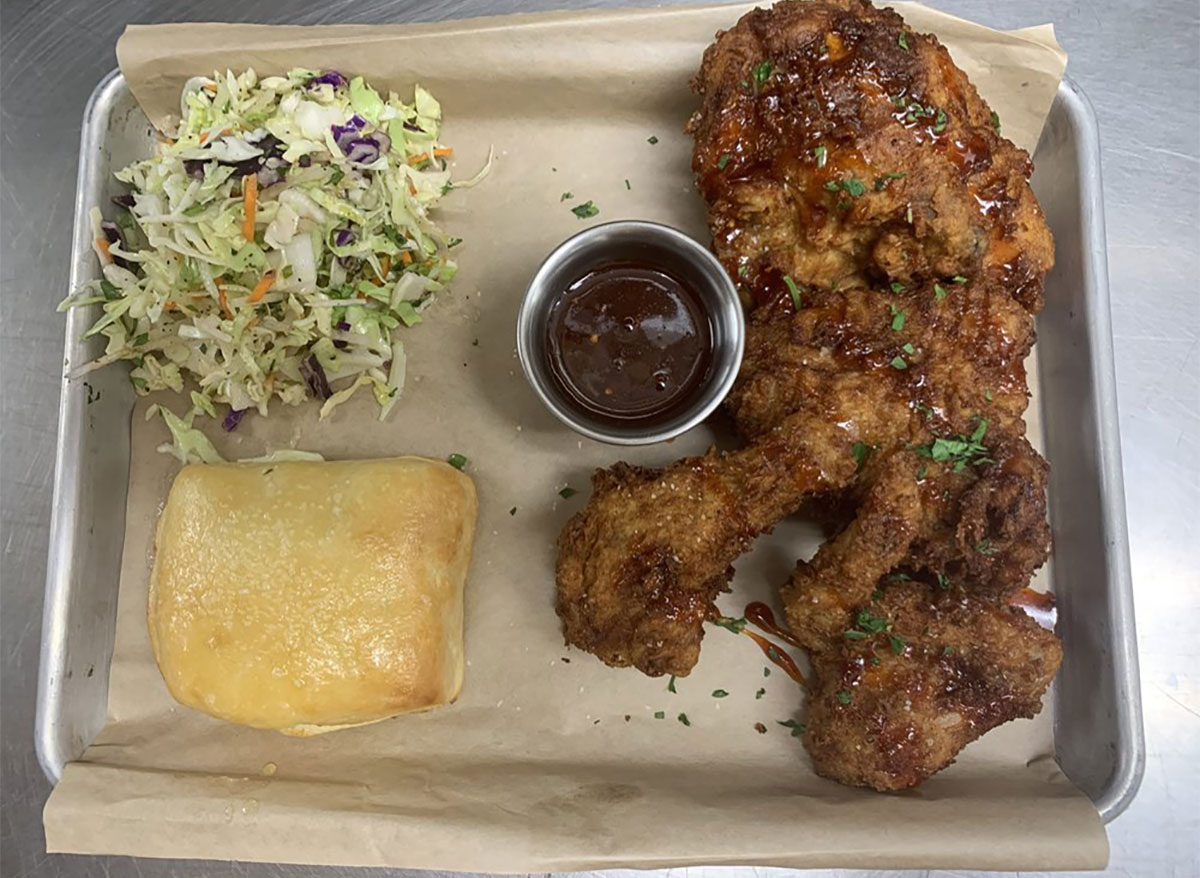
689, 0, 1052, 310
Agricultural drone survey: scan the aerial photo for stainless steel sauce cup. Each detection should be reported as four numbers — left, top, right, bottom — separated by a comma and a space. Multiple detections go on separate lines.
517, 220, 744, 445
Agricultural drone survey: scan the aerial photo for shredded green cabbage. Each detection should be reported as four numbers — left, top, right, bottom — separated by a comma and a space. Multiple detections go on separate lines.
61, 68, 489, 459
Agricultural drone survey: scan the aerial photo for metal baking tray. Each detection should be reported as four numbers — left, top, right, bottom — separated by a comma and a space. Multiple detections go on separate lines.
36, 69, 1145, 822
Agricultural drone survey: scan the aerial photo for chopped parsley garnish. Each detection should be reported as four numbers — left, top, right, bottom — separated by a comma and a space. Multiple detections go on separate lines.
740, 79, 750, 89
990, 111, 1002, 133
835, 690, 853, 705
933, 109, 948, 133
654, 710, 665, 719
891, 355, 908, 370
952, 275, 968, 284
281, 265, 294, 278
917, 464, 928, 480
985, 389, 994, 401
934, 284, 949, 300
262, 467, 274, 475
571, 200, 599, 219
560, 192, 573, 201
763, 667, 771, 677
813, 145, 828, 167
974, 538, 997, 555
712, 614, 747, 634
851, 441, 874, 470
870, 656, 882, 666
874, 171, 907, 191
784, 275, 804, 310
712, 689, 729, 698
753, 61, 774, 83
667, 675, 677, 693
447, 453, 468, 470
887, 572, 912, 583
888, 634, 907, 654
855, 608, 891, 634
913, 421, 993, 473
509, 507, 517, 516
133, 333, 149, 347
825, 177, 868, 198
936, 571, 952, 590
677, 712, 691, 726
329, 167, 344, 185
738, 264, 750, 277
777, 719, 805, 738
647, 135, 659, 144
889, 304, 906, 331
902, 342, 915, 355
872, 589, 885, 600
447, 237, 463, 249
755, 687, 766, 699
890, 281, 905, 294
717, 153, 731, 169
844, 629, 869, 640
558, 486, 577, 499
943, 645, 956, 656
898, 32, 910, 51
624, 179, 631, 190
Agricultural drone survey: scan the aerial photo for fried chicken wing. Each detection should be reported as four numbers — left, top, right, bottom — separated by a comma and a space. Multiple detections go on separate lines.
688, 0, 1052, 310
784, 434, 1056, 789
801, 580, 1062, 791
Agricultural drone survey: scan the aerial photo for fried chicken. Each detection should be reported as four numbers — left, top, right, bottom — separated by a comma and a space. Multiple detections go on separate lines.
556, 400, 904, 677
801, 579, 1062, 790
688, 0, 1052, 311
554, 0, 1060, 792
784, 437, 1058, 789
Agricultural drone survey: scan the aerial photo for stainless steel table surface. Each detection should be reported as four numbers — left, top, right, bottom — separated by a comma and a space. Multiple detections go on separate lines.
2, 0, 1197, 876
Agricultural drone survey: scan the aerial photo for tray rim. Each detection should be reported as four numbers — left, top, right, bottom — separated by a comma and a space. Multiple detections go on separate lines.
36, 66, 1145, 824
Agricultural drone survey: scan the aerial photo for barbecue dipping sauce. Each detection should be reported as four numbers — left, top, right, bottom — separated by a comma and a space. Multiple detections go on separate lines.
545, 261, 714, 425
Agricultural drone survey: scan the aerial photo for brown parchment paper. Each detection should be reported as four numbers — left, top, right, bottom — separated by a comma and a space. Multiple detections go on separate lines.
44, 3, 1109, 871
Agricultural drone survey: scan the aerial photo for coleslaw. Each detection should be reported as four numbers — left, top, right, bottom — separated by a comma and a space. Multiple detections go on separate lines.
60, 67, 490, 460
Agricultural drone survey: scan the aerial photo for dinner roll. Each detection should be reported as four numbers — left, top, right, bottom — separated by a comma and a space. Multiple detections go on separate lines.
148, 456, 477, 735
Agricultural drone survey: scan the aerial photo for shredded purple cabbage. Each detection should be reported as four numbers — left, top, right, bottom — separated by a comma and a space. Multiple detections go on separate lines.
307, 70, 348, 90
183, 159, 206, 180
300, 354, 333, 400
333, 319, 351, 350
99, 221, 134, 271
222, 408, 247, 431
111, 194, 136, 209
334, 228, 356, 248
331, 116, 367, 153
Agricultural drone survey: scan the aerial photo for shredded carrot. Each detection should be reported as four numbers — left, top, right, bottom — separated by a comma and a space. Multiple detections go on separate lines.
407, 152, 429, 165
95, 237, 112, 262
242, 174, 258, 242
216, 280, 230, 317
198, 131, 209, 144
407, 181, 418, 196
432, 148, 453, 157
203, 83, 217, 92
248, 273, 275, 303
399, 251, 413, 266
372, 255, 392, 286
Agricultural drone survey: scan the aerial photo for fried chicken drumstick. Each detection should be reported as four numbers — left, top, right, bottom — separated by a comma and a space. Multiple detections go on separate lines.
555, 0, 1059, 791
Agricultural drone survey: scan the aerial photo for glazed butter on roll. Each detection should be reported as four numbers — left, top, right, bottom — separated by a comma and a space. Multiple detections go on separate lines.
148, 456, 477, 735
